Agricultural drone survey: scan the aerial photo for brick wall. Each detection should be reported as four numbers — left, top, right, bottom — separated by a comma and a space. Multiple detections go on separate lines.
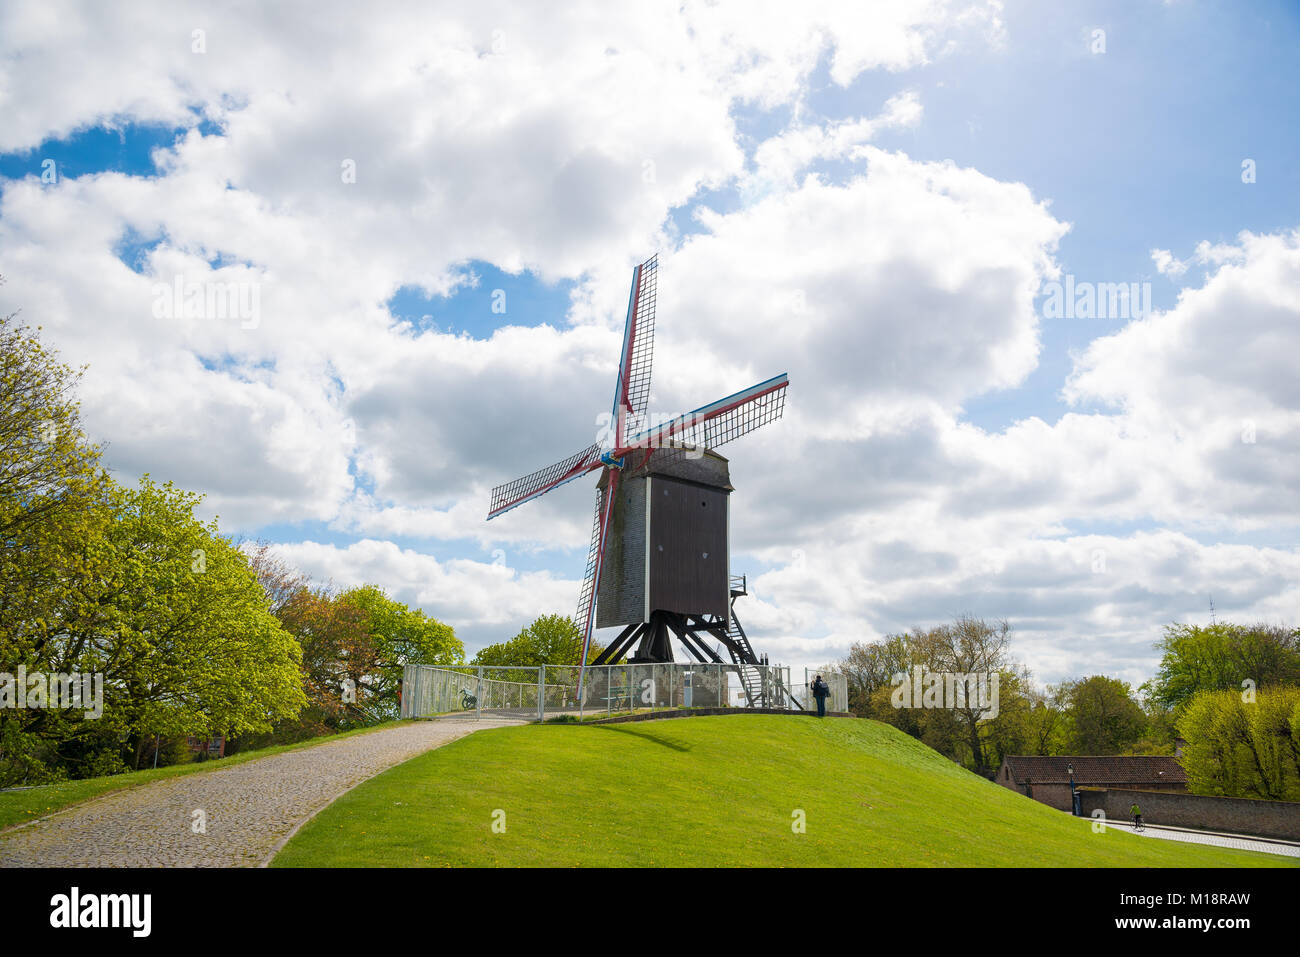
997, 777, 1075, 811
1077, 787, 1300, 842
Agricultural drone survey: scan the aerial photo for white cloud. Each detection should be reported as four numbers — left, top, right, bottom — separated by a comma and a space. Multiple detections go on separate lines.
743, 89, 924, 197
1151, 239, 1248, 281
1066, 230, 1300, 529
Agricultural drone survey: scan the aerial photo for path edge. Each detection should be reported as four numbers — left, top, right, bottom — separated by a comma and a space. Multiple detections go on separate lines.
259, 721, 499, 867
0, 720, 413, 837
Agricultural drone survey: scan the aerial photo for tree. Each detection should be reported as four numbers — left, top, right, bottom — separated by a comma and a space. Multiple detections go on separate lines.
1061, 675, 1147, 754
919, 616, 1014, 772
2, 476, 308, 782
0, 285, 104, 544
101, 479, 308, 766
1177, 687, 1300, 801
246, 541, 309, 616
239, 567, 464, 742
338, 585, 463, 719
472, 614, 605, 669
0, 304, 308, 782
1149, 622, 1300, 710
1128, 693, 1179, 756
263, 585, 373, 741
979, 667, 1036, 767
837, 634, 910, 717
0, 290, 108, 688
1024, 683, 1070, 756
854, 617, 1019, 772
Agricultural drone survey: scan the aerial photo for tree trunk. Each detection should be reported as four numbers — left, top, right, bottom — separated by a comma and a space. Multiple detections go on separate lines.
968, 718, 984, 772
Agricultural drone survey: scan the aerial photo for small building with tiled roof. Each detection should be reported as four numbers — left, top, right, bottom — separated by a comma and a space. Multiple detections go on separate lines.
996, 755, 1187, 811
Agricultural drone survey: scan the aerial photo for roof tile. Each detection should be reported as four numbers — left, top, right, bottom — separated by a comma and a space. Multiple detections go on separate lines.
1000, 755, 1187, 785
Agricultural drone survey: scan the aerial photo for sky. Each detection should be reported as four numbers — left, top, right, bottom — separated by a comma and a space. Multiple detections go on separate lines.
2, 0, 1298, 687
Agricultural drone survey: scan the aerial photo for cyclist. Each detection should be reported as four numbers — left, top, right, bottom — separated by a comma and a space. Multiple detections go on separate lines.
1130, 802, 1143, 830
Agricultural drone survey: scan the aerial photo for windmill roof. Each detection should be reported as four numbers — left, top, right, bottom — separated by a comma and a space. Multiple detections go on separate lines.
599, 448, 733, 491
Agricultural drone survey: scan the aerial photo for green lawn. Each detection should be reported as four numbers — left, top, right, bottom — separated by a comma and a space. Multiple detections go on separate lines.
0, 721, 408, 831
273, 715, 1295, 867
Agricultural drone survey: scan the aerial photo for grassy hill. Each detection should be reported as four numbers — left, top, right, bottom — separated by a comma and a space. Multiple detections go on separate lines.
272, 715, 1295, 867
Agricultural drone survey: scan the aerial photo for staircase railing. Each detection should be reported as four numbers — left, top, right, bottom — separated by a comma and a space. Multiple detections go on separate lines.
726, 600, 765, 707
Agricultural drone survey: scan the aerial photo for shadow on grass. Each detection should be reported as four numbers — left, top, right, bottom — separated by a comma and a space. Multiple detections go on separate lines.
590, 723, 691, 752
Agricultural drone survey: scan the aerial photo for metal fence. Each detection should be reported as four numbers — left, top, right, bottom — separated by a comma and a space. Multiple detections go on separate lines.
792, 669, 849, 714
401, 662, 845, 721
399, 664, 546, 720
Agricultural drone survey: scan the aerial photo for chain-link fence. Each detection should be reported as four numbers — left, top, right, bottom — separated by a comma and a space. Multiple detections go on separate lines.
401, 662, 842, 721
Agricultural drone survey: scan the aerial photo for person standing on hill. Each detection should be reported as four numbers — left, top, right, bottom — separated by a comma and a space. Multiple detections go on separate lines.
812, 674, 830, 717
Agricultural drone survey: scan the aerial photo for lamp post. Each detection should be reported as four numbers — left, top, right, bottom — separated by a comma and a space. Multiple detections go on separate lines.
1067, 762, 1080, 816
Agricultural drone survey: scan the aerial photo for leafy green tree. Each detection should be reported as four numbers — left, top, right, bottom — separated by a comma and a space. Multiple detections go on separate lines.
472, 614, 605, 669
0, 287, 103, 540
0, 292, 108, 694
979, 668, 1036, 767
258, 585, 373, 742
1128, 696, 1179, 755
2, 475, 307, 782
837, 634, 910, 717
1177, 687, 1300, 801
1060, 675, 1147, 754
338, 585, 463, 719
1024, 683, 1069, 755
1149, 622, 1300, 710
99, 478, 307, 767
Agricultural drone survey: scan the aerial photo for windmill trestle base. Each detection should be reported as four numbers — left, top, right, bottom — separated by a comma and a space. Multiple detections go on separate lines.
591, 609, 757, 666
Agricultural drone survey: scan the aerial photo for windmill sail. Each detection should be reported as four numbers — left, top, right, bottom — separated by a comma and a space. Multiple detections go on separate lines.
625, 373, 788, 451
610, 255, 658, 444
487, 442, 603, 520
575, 470, 619, 703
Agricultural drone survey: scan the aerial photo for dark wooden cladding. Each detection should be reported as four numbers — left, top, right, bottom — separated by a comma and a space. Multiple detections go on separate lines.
595, 474, 647, 628
596, 449, 733, 627
647, 476, 729, 620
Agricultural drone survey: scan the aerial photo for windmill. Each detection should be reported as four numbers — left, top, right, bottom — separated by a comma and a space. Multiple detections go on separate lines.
486, 254, 789, 703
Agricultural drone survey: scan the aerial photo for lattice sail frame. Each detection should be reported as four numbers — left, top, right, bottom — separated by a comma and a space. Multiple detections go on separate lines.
574, 471, 618, 673
487, 442, 602, 520
624, 373, 788, 453
616, 255, 657, 441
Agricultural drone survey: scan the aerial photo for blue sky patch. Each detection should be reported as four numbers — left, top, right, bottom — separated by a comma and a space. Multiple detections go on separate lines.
0, 122, 191, 183
387, 260, 577, 337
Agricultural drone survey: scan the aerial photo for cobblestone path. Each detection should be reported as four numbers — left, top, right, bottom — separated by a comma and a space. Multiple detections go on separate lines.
1113, 822, 1300, 858
0, 718, 520, 867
